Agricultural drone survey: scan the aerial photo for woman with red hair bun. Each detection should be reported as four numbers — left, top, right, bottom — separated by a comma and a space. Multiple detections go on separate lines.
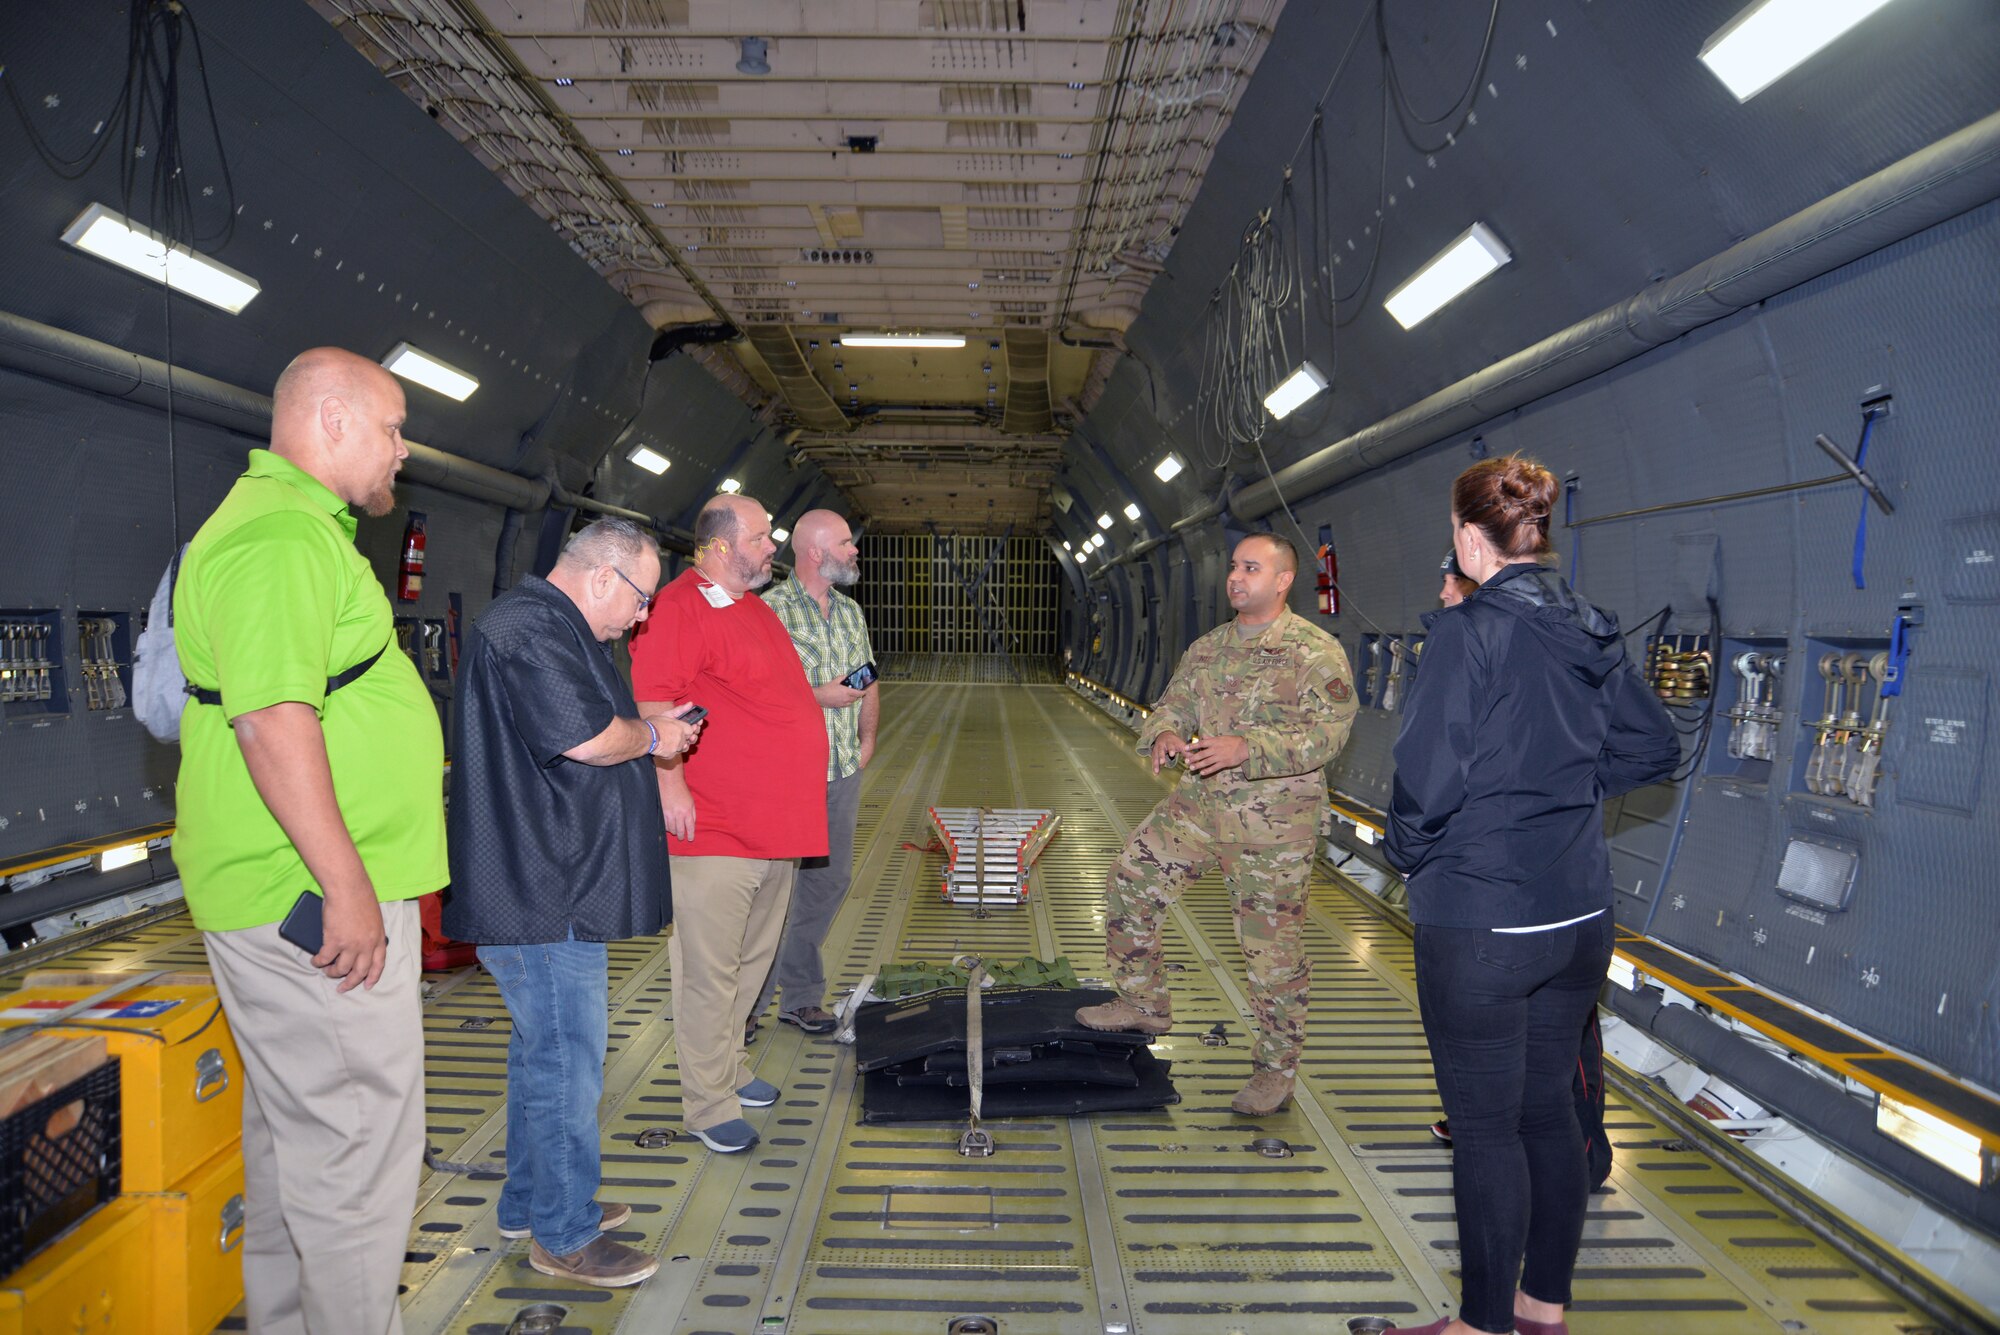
1383, 455, 1679, 1335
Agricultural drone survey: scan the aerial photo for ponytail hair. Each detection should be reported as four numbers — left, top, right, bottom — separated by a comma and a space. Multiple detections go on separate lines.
1452, 454, 1558, 560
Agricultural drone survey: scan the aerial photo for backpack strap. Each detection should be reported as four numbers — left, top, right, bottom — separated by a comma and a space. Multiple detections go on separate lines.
185, 642, 390, 709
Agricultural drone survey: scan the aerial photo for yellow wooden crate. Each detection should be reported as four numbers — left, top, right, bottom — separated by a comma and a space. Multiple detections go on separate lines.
0, 1197, 155, 1335
140, 1144, 245, 1335
0, 983, 242, 1192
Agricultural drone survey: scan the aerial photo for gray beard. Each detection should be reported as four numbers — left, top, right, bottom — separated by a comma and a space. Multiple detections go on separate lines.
820, 556, 861, 586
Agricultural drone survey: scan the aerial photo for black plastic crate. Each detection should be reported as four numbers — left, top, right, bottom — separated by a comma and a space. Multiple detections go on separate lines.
0, 1056, 122, 1275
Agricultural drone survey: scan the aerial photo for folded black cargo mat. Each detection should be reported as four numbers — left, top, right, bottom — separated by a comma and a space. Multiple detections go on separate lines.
853, 985, 1148, 1073
895, 1050, 1142, 1089
860, 1047, 1178, 1123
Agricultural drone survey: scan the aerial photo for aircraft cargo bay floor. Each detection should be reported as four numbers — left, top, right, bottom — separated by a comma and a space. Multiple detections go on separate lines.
18, 684, 1924, 1334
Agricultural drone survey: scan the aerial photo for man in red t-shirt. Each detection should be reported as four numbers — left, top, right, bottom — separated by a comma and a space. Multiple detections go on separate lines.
630, 494, 829, 1152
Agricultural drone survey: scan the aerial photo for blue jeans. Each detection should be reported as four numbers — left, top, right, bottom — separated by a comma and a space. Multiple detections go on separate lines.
478, 936, 609, 1256
1413, 911, 1615, 1334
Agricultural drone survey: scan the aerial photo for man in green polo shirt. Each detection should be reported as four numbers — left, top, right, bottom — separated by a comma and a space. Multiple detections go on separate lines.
175, 346, 445, 1335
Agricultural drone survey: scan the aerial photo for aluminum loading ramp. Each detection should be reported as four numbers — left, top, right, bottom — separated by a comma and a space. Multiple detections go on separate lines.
4, 684, 1932, 1334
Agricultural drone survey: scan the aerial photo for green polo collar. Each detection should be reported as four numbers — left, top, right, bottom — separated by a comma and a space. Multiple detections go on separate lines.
244, 449, 357, 538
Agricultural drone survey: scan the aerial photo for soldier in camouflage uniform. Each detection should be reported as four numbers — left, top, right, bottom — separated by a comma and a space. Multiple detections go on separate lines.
1078, 533, 1357, 1115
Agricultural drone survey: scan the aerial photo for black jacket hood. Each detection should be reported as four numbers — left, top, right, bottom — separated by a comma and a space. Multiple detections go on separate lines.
1477, 562, 1627, 689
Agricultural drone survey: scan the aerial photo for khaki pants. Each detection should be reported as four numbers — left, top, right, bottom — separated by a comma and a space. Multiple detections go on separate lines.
203, 898, 425, 1335
668, 856, 796, 1132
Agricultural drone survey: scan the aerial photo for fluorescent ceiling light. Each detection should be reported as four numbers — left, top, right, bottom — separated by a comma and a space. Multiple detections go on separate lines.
1876, 1093, 1991, 1186
382, 342, 479, 401
1075, 547, 1088, 562
1089, 533, 1105, 550
1153, 453, 1185, 482
1700, 0, 1897, 102
627, 445, 670, 474
718, 477, 742, 493
1384, 223, 1512, 330
61, 203, 260, 314
1062, 540, 1073, 551
94, 841, 150, 873
838, 333, 967, 349
1122, 502, 1141, 522
1263, 361, 1328, 420
1096, 513, 1114, 530
772, 526, 790, 544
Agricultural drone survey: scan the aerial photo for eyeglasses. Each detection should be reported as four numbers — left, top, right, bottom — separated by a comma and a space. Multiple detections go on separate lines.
608, 566, 653, 613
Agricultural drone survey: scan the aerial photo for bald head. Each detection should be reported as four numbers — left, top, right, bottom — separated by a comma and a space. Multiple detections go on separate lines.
791, 508, 860, 591
270, 347, 408, 517
694, 493, 777, 595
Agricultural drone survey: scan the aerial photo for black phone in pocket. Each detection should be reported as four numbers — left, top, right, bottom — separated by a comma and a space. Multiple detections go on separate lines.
278, 890, 387, 956
676, 705, 709, 725
278, 890, 324, 955
841, 661, 878, 690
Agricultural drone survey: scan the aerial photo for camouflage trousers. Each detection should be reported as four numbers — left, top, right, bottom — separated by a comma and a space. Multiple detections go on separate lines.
1105, 791, 1314, 1077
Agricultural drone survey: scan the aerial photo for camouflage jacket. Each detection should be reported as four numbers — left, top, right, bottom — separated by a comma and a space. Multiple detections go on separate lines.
1138, 608, 1358, 843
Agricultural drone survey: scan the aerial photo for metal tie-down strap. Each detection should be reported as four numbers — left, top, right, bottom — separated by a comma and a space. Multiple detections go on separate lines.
958, 960, 995, 1157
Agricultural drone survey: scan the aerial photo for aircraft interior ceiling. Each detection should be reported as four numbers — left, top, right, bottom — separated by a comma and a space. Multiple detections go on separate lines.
2, 0, 1999, 1331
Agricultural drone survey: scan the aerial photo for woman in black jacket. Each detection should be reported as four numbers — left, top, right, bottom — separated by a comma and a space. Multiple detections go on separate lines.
1384, 455, 1680, 1335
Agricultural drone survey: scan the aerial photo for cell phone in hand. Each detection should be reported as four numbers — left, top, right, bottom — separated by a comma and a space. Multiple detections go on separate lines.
278, 890, 324, 955
279, 890, 388, 960
676, 705, 709, 725
841, 661, 878, 690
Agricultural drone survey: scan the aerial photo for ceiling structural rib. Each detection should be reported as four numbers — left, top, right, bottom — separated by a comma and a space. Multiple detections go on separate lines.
1001, 327, 1053, 434
315, 0, 1287, 533
791, 423, 1062, 534
742, 326, 852, 430
308, 0, 719, 325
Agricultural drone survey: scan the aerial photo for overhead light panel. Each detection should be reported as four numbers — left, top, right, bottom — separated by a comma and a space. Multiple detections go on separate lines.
94, 841, 150, 873
1153, 453, 1185, 482
1876, 1093, 1993, 1186
1699, 0, 1898, 102
61, 203, 261, 314
1096, 513, 1114, 530
1122, 503, 1141, 522
1262, 361, 1328, 420
837, 333, 967, 349
1090, 533, 1105, 550
772, 526, 790, 544
1062, 540, 1073, 551
382, 342, 479, 401
1384, 223, 1511, 330
627, 445, 670, 475
718, 477, 742, 494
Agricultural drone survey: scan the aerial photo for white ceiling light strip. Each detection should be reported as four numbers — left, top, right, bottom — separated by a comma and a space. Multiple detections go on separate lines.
61, 203, 261, 314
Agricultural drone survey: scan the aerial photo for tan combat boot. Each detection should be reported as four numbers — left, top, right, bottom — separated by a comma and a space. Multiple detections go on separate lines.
1075, 998, 1172, 1035
1231, 1070, 1295, 1116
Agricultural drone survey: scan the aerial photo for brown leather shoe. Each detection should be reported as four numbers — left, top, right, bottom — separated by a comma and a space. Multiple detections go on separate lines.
529, 1235, 659, 1287
1230, 1070, 1295, 1116
1075, 998, 1172, 1035
497, 1200, 631, 1240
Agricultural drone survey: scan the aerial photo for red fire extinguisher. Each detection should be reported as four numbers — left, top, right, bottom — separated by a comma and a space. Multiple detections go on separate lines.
398, 512, 428, 602
1316, 543, 1339, 616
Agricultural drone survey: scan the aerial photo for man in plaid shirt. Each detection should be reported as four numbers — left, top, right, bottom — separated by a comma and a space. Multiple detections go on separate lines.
753, 509, 880, 1033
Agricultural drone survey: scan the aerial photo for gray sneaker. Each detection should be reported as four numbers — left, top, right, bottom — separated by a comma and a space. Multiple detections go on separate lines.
528, 1235, 659, 1287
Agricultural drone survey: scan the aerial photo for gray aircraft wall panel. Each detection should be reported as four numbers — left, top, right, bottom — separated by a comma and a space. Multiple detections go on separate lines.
0, 369, 247, 858
1086, 200, 2000, 1087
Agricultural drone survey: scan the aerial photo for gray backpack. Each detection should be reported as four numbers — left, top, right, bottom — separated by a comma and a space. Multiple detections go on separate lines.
131, 547, 189, 743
